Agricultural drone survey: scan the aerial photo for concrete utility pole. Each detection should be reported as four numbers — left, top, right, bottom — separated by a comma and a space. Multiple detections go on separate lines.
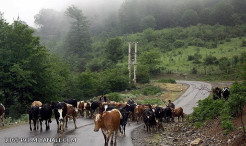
133, 42, 137, 84
128, 42, 131, 84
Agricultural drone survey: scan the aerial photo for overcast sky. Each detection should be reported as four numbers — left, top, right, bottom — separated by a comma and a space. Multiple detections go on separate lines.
0, 0, 108, 27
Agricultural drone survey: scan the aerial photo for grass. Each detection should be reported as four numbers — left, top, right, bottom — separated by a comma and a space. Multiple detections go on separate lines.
160, 37, 246, 75
122, 81, 189, 106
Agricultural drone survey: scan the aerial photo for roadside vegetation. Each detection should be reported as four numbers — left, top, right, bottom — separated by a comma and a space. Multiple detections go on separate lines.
191, 64, 246, 134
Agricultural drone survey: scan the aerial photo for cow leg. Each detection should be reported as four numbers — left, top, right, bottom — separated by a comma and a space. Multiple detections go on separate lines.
33, 119, 36, 131
65, 117, 68, 128
73, 117, 77, 129
106, 130, 113, 146
40, 119, 43, 131
110, 131, 114, 145
124, 125, 126, 135
45, 120, 48, 130
29, 119, 32, 131
36, 119, 39, 130
114, 130, 118, 146
101, 130, 107, 146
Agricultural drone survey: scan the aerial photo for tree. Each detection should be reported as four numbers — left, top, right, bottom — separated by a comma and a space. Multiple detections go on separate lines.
0, 16, 72, 118
219, 57, 231, 73
140, 15, 156, 31
211, 2, 234, 25
64, 5, 92, 72
105, 38, 123, 63
139, 49, 161, 75
203, 55, 218, 74
181, 9, 199, 27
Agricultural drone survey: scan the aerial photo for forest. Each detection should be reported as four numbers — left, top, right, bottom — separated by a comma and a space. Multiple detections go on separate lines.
1, 0, 246, 118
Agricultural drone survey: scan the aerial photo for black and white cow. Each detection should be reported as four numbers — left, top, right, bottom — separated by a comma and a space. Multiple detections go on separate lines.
29, 106, 39, 131
222, 87, 230, 100
39, 104, 52, 131
54, 102, 67, 132
119, 108, 129, 136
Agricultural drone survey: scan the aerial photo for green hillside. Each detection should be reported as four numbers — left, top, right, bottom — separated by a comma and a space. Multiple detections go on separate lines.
95, 24, 246, 81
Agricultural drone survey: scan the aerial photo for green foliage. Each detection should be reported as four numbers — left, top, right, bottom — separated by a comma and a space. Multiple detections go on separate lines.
140, 15, 156, 30
141, 98, 162, 105
174, 40, 185, 48
105, 38, 123, 63
241, 39, 246, 47
157, 78, 176, 84
192, 98, 224, 122
133, 86, 161, 96
97, 67, 129, 94
0, 18, 72, 118
63, 6, 92, 72
181, 9, 199, 27
136, 65, 150, 84
139, 49, 161, 75
106, 92, 122, 102
219, 57, 231, 73
203, 55, 218, 65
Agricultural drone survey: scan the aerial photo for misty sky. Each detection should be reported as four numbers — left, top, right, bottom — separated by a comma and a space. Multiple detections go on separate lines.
0, 0, 121, 27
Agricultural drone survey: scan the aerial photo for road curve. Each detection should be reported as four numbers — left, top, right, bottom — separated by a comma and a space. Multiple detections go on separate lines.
174, 80, 212, 114
0, 81, 211, 146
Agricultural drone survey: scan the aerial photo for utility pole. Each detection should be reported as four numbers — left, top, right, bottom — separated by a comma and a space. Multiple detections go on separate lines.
128, 42, 131, 84
133, 42, 137, 84
128, 42, 138, 84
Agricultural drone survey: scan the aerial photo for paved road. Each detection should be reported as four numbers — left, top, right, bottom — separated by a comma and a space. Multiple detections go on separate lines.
0, 81, 211, 146
175, 81, 212, 114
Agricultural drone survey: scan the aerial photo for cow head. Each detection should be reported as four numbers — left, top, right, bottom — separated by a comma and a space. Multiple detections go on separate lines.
94, 114, 102, 132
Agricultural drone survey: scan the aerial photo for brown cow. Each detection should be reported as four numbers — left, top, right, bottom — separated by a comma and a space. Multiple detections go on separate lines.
77, 101, 85, 117
31, 101, 42, 107
134, 105, 144, 123
171, 107, 184, 122
65, 104, 77, 129
0, 103, 5, 126
84, 102, 91, 118
94, 109, 122, 146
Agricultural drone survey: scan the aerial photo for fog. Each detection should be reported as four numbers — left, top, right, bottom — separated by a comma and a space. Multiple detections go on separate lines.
0, 0, 123, 27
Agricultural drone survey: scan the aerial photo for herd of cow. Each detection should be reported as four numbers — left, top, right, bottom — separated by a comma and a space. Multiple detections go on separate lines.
0, 99, 185, 146
212, 87, 230, 100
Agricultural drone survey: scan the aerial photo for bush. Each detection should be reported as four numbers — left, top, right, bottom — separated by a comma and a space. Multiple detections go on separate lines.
132, 86, 162, 96
157, 78, 176, 84
192, 98, 224, 122
141, 98, 162, 105
137, 65, 150, 84
141, 86, 162, 96
241, 40, 246, 47
106, 92, 123, 102
174, 40, 185, 48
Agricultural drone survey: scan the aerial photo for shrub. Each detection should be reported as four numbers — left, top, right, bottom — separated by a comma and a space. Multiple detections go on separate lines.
137, 65, 150, 84
142, 98, 162, 105
132, 86, 162, 96
174, 40, 185, 48
141, 86, 162, 96
106, 92, 123, 102
241, 40, 246, 47
192, 98, 224, 122
157, 78, 176, 84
